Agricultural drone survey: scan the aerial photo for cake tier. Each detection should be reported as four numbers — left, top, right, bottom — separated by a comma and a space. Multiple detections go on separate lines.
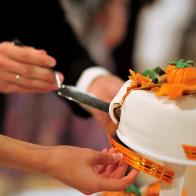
110, 81, 196, 164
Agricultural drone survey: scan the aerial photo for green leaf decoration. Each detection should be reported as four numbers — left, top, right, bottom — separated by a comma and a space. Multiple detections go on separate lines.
125, 184, 141, 196
177, 59, 189, 68
142, 67, 165, 83
169, 59, 194, 68
142, 69, 157, 80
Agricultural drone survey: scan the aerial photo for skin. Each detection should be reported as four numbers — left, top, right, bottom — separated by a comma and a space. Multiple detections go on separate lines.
87, 74, 124, 127
0, 41, 136, 194
0, 42, 64, 93
0, 134, 138, 195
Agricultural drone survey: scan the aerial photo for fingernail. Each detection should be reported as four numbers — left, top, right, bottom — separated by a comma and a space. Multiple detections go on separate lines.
112, 153, 123, 161
102, 148, 107, 153
48, 58, 56, 67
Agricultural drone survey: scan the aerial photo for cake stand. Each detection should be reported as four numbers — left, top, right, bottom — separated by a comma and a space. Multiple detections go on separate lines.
116, 130, 196, 196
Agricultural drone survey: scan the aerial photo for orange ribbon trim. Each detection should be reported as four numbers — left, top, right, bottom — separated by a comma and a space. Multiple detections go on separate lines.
105, 122, 174, 184
182, 145, 196, 160
110, 137, 174, 184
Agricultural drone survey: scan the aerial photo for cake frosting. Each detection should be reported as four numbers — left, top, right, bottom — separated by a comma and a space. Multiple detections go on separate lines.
109, 59, 196, 165
110, 81, 196, 165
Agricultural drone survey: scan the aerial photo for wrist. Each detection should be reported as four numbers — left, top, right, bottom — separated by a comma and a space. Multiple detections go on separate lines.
40, 146, 69, 180
31, 145, 53, 174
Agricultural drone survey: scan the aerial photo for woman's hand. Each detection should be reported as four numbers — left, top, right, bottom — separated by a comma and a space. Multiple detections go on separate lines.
45, 146, 138, 195
0, 42, 63, 93
0, 135, 138, 195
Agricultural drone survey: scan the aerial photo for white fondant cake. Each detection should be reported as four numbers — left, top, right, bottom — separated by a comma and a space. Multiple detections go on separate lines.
109, 80, 196, 165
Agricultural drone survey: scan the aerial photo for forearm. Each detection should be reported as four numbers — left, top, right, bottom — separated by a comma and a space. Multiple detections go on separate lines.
0, 134, 49, 173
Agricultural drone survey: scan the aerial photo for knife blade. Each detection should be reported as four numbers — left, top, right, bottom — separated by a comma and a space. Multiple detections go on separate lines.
58, 85, 110, 113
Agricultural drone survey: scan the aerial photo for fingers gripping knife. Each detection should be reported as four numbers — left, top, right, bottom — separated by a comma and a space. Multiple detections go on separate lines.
12, 38, 109, 113
13, 39, 110, 113
12, 38, 110, 113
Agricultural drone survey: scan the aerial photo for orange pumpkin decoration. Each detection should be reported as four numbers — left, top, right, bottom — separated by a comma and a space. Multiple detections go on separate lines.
166, 60, 196, 85
157, 59, 196, 98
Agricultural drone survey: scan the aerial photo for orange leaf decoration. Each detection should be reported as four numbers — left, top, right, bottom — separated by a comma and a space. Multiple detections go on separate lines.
156, 84, 185, 98
127, 60, 196, 99
128, 69, 152, 88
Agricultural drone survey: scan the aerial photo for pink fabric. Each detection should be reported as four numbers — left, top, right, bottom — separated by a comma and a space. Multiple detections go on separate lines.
4, 92, 109, 150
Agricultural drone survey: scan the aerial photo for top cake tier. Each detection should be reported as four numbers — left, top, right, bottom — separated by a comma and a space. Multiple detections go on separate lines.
109, 59, 196, 165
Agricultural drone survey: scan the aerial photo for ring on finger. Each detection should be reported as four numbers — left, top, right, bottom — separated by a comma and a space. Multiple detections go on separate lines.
16, 74, 21, 81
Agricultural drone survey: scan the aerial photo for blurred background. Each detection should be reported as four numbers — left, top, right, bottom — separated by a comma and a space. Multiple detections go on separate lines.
0, 0, 195, 195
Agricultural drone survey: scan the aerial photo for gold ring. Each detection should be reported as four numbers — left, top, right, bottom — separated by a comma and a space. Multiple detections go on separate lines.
16, 74, 20, 81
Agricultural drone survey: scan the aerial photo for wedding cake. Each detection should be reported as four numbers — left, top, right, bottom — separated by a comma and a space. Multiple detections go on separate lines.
110, 59, 196, 164
106, 59, 196, 196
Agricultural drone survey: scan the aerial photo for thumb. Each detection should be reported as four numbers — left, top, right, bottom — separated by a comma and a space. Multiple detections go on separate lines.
94, 152, 123, 165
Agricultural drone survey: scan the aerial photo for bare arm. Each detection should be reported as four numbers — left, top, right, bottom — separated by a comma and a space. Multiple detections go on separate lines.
0, 134, 138, 194
0, 134, 48, 173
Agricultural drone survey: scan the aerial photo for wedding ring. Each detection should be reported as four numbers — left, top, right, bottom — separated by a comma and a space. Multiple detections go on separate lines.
16, 74, 20, 81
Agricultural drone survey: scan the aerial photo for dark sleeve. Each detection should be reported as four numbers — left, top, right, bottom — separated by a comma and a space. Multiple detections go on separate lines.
32, 2, 97, 86
0, 0, 97, 117
40, 1, 97, 116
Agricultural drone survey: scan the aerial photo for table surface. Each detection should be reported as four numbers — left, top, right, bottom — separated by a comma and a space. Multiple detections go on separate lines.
11, 188, 84, 196
0, 167, 195, 196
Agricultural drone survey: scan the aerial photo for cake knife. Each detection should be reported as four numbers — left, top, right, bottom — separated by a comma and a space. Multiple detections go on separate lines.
55, 73, 122, 119
58, 84, 110, 113
53, 69, 110, 112
58, 84, 109, 113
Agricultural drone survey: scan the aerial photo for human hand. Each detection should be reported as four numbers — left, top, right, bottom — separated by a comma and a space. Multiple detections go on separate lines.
0, 42, 64, 93
45, 146, 138, 195
87, 74, 124, 126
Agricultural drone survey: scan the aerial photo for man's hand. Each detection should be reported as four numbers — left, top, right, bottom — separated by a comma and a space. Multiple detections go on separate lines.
0, 42, 63, 93
87, 74, 124, 126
